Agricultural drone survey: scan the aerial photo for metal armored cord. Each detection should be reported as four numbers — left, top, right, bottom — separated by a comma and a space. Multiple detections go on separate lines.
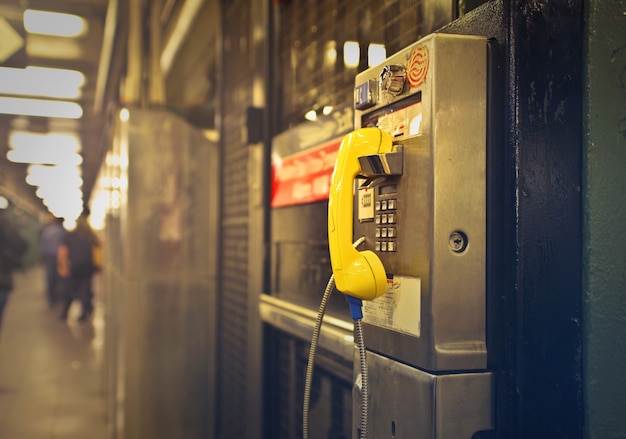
303, 237, 366, 439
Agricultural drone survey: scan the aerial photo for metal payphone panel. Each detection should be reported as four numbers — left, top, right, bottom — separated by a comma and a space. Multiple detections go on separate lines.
353, 350, 494, 439
353, 33, 490, 372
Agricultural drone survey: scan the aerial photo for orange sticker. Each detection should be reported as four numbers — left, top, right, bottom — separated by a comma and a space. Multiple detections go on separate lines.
406, 45, 429, 88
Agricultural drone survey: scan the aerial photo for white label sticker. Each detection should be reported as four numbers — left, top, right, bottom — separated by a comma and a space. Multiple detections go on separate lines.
376, 101, 423, 139
357, 186, 375, 222
363, 275, 421, 337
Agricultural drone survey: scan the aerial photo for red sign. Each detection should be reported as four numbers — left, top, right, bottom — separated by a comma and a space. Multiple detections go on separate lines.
271, 138, 341, 208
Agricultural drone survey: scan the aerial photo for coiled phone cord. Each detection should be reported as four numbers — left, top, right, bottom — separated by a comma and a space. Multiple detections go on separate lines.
303, 237, 368, 439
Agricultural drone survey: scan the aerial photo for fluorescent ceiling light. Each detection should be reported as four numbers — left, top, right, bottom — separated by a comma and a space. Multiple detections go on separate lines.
24, 9, 86, 37
304, 110, 317, 122
325, 41, 337, 68
9, 131, 81, 153
0, 66, 85, 99
27, 170, 83, 188
26, 164, 84, 223
344, 41, 360, 68
160, 0, 204, 75
39, 185, 84, 221
37, 185, 82, 200
7, 148, 82, 166
368, 44, 387, 68
26, 164, 82, 187
0, 97, 83, 119
8, 131, 82, 165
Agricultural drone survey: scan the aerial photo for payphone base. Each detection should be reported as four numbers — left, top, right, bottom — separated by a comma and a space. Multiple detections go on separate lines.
353, 350, 493, 438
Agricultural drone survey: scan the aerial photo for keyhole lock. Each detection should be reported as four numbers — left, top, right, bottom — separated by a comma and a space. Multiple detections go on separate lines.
449, 231, 468, 253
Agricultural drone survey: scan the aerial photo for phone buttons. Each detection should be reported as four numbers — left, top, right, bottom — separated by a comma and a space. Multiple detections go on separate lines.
374, 197, 397, 253
375, 239, 396, 252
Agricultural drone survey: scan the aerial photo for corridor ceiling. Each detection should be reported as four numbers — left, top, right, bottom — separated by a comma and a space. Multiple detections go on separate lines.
0, 0, 114, 217
0, 0, 219, 219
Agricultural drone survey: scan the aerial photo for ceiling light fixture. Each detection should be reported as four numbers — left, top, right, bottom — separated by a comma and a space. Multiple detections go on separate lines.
344, 41, 360, 68
9, 131, 81, 153
304, 110, 317, 122
23, 9, 86, 38
7, 134, 82, 165
0, 66, 85, 99
368, 44, 387, 68
7, 149, 82, 166
160, 0, 204, 76
26, 165, 84, 224
0, 97, 83, 119
26, 164, 82, 187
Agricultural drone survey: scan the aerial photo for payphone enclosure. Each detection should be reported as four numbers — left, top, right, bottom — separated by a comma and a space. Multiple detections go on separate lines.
348, 33, 497, 438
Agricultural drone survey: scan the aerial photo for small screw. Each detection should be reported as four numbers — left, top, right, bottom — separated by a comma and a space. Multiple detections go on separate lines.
449, 231, 468, 253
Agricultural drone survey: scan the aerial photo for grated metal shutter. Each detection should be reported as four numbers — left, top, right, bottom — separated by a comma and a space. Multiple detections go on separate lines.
276, 0, 429, 133
219, 0, 253, 437
265, 327, 353, 439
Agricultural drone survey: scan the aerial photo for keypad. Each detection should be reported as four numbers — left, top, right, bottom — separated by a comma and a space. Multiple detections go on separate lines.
374, 197, 398, 252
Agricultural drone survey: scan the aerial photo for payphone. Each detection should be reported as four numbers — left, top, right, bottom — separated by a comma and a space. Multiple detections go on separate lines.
328, 33, 496, 438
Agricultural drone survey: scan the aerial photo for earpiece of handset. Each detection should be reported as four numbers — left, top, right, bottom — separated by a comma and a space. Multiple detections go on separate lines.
328, 128, 392, 301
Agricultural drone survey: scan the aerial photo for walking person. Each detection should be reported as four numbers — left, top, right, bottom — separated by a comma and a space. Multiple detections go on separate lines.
57, 212, 98, 323
39, 213, 66, 307
0, 210, 27, 333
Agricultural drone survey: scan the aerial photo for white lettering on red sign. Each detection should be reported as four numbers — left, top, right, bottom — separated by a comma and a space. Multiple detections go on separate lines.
271, 138, 342, 208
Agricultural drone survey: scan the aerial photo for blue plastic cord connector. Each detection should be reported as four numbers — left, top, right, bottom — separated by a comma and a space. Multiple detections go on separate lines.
346, 295, 364, 320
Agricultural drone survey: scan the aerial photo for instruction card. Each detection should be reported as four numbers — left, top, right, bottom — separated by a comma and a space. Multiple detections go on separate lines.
363, 275, 421, 337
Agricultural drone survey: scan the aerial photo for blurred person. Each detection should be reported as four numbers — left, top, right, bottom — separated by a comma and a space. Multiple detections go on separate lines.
0, 211, 27, 332
39, 213, 66, 307
57, 212, 99, 323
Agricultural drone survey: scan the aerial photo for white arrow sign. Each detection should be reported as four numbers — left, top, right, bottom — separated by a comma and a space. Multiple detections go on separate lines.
0, 18, 24, 63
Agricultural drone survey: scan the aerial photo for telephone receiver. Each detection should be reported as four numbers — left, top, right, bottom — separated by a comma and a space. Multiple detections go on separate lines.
328, 127, 397, 300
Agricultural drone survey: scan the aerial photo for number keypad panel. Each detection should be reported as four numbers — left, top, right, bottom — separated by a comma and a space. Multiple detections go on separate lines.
374, 198, 398, 252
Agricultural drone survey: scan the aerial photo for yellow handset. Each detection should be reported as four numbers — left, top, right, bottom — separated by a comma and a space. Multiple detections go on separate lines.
328, 128, 393, 300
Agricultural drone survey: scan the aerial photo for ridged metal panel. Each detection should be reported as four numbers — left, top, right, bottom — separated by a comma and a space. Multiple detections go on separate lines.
265, 327, 353, 439
275, 330, 297, 438
218, 0, 252, 437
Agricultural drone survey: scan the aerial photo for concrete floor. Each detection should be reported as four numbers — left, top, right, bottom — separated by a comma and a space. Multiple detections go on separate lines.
0, 265, 108, 439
